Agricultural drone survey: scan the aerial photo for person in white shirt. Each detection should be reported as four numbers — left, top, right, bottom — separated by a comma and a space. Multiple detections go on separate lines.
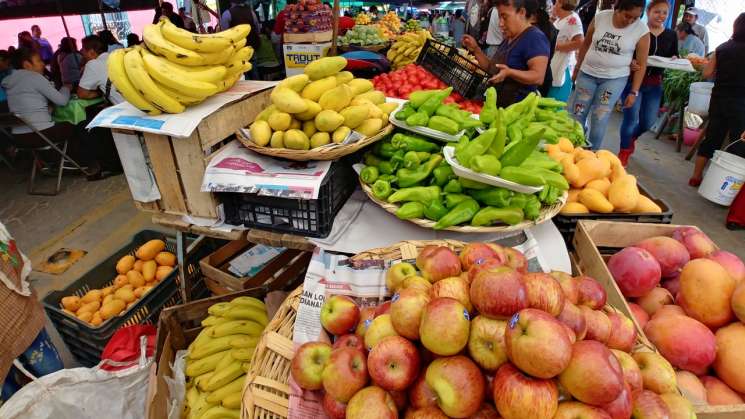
568, 0, 650, 150
484, 6, 504, 58
76, 35, 123, 104
547, 0, 583, 102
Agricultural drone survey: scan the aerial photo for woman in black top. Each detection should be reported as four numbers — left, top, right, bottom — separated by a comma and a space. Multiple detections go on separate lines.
617, 0, 677, 166
690, 13, 745, 186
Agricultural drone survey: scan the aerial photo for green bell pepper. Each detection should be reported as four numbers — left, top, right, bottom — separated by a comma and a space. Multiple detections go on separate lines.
471, 154, 502, 177
390, 150, 405, 169
427, 116, 460, 135
445, 193, 472, 209
510, 193, 528, 209
471, 207, 524, 226
378, 160, 397, 175
406, 111, 430, 127
479, 87, 497, 125
374, 142, 397, 159
469, 187, 512, 207
523, 195, 542, 220
434, 198, 480, 230
387, 186, 441, 204
403, 151, 422, 169
360, 166, 379, 184
372, 180, 392, 200
443, 179, 462, 194
423, 199, 449, 221
364, 152, 383, 167
397, 155, 443, 188
419, 87, 453, 116
409, 89, 440, 109
500, 127, 545, 168
391, 133, 439, 152
538, 185, 562, 205
431, 165, 455, 187
395, 103, 416, 121
455, 128, 496, 168
499, 166, 545, 186
396, 202, 426, 219
459, 177, 490, 190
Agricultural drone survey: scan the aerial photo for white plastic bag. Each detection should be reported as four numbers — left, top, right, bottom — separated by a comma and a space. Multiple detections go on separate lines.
0, 337, 152, 419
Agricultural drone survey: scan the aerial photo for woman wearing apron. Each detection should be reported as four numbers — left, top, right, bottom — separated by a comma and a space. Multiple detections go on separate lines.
462, 0, 551, 107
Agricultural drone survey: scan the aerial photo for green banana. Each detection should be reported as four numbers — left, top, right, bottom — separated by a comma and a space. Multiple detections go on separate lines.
189, 336, 235, 360
229, 296, 266, 311
205, 360, 244, 392
231, 347, 255, 362
208, 303, 232, 317
206, 375, 246, 404
229, 335, 259, 349
201, 316, 229, 327
186, 351, 225, 377
209, 320, 264, 338
222, 306, 268, 326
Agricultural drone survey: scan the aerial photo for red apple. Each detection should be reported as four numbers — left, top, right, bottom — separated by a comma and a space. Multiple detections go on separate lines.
558, 340, 624, 406
468, 257, 507, 284
404, 407, 448, 419
321, 295, 361, 336
554, 402, 612, 419
576, 276, 607, 309
492, 363, 558, 419
676, 370, 707, 405
375, 301, 392, 317
429, 276, 472, 313
635, 236, 690, 278
551, 271, 580, 304
558, 301, 588, 341
290, 341, 332, 390
469, 266, 527, 319
561, 322, 577, 343
659, 393, 697, 419
323, 391, 347, 419
632, 351, 677, 394
409, 372, 438, 409
346, 386, 398, 419
401, 276, 432, 294
389, 389, 407, 412
355, 307, 376, 337
419, 297, 470, 356
522, 272, 565, 316
608, 247, 662, 298
605, 311, 637, 352
334, 334, 365, 352
632, 390, 671, 419
505, 308, 572, 379
601, 382, 632, 419
368, 336, 420, 391
390, 289, 430, 340
469, 403, 500, 419
611, 349, 643, 396
387, 262, 418, 292
459, 243, 503, 271
425, 355, 485, 418
636, 287, 674, 316
364, 314, 398, 351
416, 246, 462, 283
322, 347, 368, 402
673, 228, 716, 259
661, 275, 681, 298
580, 306, 612, 344
628, 302, 649, 329
467, 315, 508, 371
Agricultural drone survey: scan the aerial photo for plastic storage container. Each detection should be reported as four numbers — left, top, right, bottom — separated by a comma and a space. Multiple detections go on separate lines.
699, 149, 745, 206
416, 39, 488, 100
221, 161, 357, 238
688, 82, 714, 116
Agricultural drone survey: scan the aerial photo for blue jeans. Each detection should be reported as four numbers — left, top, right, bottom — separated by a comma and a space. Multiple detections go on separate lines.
619, 82, 663, 149
1, 328, 64, 402
547, 68, 573, 103
568, 71, 628, 150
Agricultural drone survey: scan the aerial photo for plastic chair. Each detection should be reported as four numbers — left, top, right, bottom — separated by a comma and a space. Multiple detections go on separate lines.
0, 113, 89, 196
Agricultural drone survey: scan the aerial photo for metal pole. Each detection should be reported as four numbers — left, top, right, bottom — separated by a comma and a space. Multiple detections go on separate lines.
55, 0, 72, 38
98, 0, 108, 30
331, 0, 340, 55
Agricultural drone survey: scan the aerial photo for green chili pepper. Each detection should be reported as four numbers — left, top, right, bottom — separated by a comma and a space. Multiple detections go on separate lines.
403, 151, 422, 169
500, 127, 545, 168
387, 186, 441, 204
372, 180, 392, 200
454, 136, 470, 155
390, 150, 406, 169
532, 167, 569, 190
423, 199, 449, 221
434, 198, 480, 230
378, 160, 397, 175
360, 166, 379, 184
406, 111, 430, 127
459, 177, 490, 190
469, 187, 513, 207
396, 202, 426, 220
522, 151, 563, 172
537, 97, 566, 109
507, 124, 523, 144
545, 186, 562, 204
427, 115, 460, 135
523, 195, 542, 220
436, 105, 482, 130
391, 133, 439, 152
444, 193, 471, 209
395, 103, 416, 121
419, 87, 453, 116
510, 193, 528, 209
471, 155, 502, 177
455, 128, 496, 168
409, 89, 440, 108
378, 174, 397, 183
364, 152, 383, 167
431, 165, 455, 187
480, 87, 498, 125
443, 179, 462, 194
397, 155, 443, 188
415, 151, 431, 161
498, 166, 545, 186
374, 142, 397, 159
471, 207, 524, 226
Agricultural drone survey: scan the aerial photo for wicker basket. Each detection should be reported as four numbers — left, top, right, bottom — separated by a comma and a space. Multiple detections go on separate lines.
360, 180, 567, 233
236, 124, 393, 161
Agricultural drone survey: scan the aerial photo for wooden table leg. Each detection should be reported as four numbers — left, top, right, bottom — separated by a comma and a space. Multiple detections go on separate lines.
676, 102, 685, 152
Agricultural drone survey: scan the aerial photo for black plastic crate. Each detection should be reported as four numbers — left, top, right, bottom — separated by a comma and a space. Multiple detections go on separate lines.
43, 230, 207, 367
221, 161, 356, 238
555, 183, 674, 248
416, 38, 489, 100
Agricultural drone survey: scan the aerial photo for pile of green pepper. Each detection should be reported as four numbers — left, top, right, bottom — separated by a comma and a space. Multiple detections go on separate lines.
394, 88, 482, 135
359, 130, 566, 230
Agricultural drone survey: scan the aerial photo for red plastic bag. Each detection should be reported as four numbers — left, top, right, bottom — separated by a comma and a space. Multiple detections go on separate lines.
100, 325, 156, 371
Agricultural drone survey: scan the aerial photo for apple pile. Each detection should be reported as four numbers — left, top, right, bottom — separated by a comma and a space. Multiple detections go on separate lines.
608, 226, 745, 408
289, 243, 674, 419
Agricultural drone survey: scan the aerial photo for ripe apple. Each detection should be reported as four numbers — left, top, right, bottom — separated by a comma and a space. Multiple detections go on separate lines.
374, 301, 392, 317
600, 382, 632, 419
580, 306, 612, 343
676, 370, 707, 405
387, 262, 417, 292
290, 341, 332, 390
390, 288, 430, 340
409, 372, 438, 409
632, 390, 671, 419
389, 389, 408, 411
469, 266, 527, 319
522, 272, 565, 316
368, 336, 420, 391
416, 246, 462, 283
323, 391, 347, 419
700, 375, 745, 405
627, 302, 649, 329
632, 351, 678, 394
322, 347, 368, 402
505, 308, 572, 379
636, 287, 674, 316
558, 301, 588, 341
503, 247, 528, 273
561, 322, 577, 343
558, 340, 624, 406
346, 386, 398, 419
469, 403, 500, 419
430, 276, 472, 312
334, 333, 365, 352
605, 311, 636, 352
404, 407, 448, 419
459, 242, 504, 271
492, 363, 558, 419
610, 349, 643, 396
355, 307, 376, 337
551, 271, 580, 304
659, 393, 696, 419
467, 315, 508, 371
425, 355, 485, 418
321, 295, 361, 336
401, 275, 433, 293
468, 257, 507, 284
576, 276, 607, 309
419, 297, 470, 356
364, 313, 398, 351
554, 402, 612, 419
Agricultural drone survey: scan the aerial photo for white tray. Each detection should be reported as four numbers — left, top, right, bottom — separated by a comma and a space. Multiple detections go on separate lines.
389, 102, 465, 142
442, 146, 544, 194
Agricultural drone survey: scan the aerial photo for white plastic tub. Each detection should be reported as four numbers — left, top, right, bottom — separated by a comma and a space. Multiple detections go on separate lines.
688, 82, 714, 116
699, 149, 745, 206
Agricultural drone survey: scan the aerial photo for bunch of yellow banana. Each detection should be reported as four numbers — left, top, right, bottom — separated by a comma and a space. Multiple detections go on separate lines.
182, 296, 268, 419
387, 30, 432, 70
109, 19, 254, 115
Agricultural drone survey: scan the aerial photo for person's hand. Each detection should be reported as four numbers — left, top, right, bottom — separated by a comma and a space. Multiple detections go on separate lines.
630, 59, 641, 72
572, 67, 579, 82
488, 64, 511, 84
461, 35, 477, 52
624, 94, 637, 109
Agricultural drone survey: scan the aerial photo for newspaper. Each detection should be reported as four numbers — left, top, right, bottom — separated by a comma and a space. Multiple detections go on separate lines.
201, 140, 332, 199
647, 56, 695, 72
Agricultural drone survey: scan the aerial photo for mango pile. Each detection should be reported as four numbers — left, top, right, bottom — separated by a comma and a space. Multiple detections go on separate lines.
249, 57, 394, 150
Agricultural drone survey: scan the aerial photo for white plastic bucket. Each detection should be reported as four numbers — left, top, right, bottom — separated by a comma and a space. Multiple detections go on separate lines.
698, 146, 745, 206
688, 82, 714, 116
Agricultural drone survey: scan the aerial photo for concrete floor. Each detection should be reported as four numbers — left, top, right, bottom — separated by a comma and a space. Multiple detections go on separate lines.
0, 111, 743, 368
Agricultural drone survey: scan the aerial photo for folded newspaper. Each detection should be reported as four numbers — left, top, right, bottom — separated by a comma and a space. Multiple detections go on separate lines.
201, 140, 332, 200
647, 56, 695, 72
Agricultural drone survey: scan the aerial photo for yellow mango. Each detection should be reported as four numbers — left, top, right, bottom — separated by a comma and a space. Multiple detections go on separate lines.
547, 144, 569, 162
302, 120, 317, 138
585, 178, 611, 197
335, 71, 354, 84
608, 175, 640, 213
332, 126, 351, 143
560, 156, 581, 187
294, 99, 321, 121
289, 118, 301, 130
340, 105, 369, 129
314, 110, 344, 132
355, 90, 386, 105
304, 56, 347, 80
377, 102, 398, 115
270, 131, 284, 148
249, 120, 271, 146
567, 189, 582, 203
633, 195, 662, 213
561, 202, 590, 214
557, 137, 574, 153
142, 260, 157, 282
270, 87, 308, 113
254, 105, 277, 121
610, 162, 627, 182
310, 132, 331, 148
347, 78, 374, 95
101, 299, 126, 319
283, 129, 310, 150
573, 157, 607, 188
319, 84, 353, 111
573, 148, 596, 162
116, 255, 135, 274
579, 189, 614, 213
276, 74, 309, 92
356, 119, 384, 137
301, 76, 337, 101
596, 149, 622, 168
350, 97, 374, 107
267, 112, 291, 131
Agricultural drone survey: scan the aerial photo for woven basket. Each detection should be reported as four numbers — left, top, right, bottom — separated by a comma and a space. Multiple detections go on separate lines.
236, 124, 393, 161
360, 180, 567, 233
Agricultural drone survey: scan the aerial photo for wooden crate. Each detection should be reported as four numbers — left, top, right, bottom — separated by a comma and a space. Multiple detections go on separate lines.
135, 87, 273, 219
283, 30, 333, 43
573, 220, 744, 419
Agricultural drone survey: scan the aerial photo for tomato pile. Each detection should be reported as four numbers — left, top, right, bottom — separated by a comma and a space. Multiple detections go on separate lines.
372, 64, 483, 113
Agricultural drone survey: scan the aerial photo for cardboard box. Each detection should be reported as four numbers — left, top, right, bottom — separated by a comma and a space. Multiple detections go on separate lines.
282, 42, 333, 76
